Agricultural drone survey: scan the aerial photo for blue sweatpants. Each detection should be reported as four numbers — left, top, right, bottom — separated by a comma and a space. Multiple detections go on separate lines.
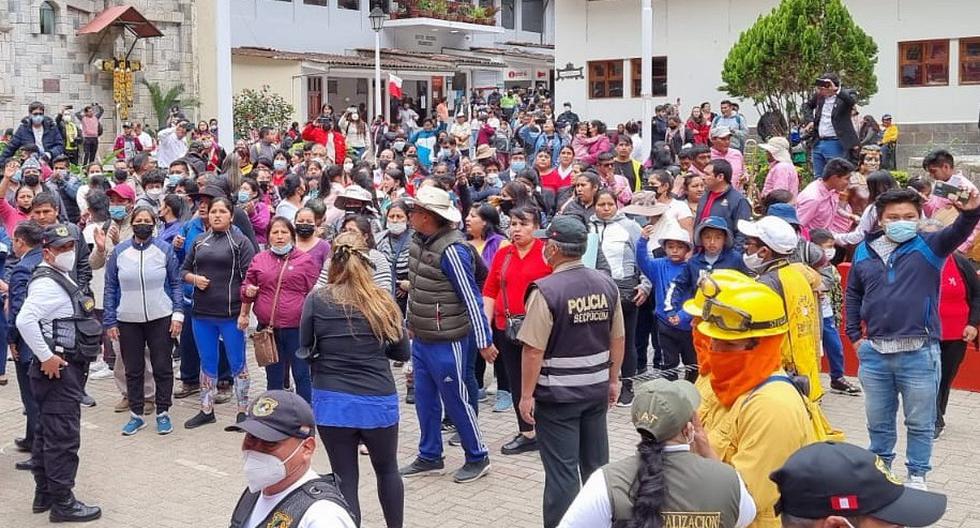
413, 337, 488, 463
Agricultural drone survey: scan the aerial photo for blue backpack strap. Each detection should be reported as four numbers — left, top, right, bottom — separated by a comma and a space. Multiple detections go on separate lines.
750, 375, 795, 395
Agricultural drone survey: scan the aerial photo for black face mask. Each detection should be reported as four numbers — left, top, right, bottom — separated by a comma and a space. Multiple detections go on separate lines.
500, 200, 514, 214
259, 181, 269, 191
23, 174, 39, 187
295, 224, 316, 238
133, 224, 154, 240
471, 176, 485, 189
114, 170, 129, 183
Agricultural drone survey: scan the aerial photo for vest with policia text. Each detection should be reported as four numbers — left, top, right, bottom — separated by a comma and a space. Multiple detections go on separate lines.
229, 474, 352, 528
531, 264, 619, 403
29, 267, 101, 362
406, 228, 471, 342
605, 450, 742, 528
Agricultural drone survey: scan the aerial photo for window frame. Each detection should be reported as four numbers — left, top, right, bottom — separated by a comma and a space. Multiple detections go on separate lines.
521, 0, 544, 33
587, 60, 624, 100
303, 0, 328, 6
337, 0, 359, 10
630, 57, 668, 98
959, 37, 980, 85
500, 0, 515, 30
39, 1, 56, 35
898, 39, 949, 88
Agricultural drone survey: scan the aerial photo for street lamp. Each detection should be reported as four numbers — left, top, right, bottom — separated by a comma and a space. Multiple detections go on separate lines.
370, 7, 387, 124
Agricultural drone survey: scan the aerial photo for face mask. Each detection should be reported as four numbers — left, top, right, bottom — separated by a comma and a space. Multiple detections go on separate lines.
823, 247, 836, 261
541, 243, 556, 265
31, 114, 44, 125
393, 141, 406, 151
273, 160, 288, 171
343, 162, 354, 172
295, 224, 316, 238
146, 188, 163, 200
270, 243, 293, 256
11, 170, 22, 184
404, 166, 416, 177
53, 250, 75, 273
23, 174, 40, 187
471, 176, 485, 188
133, 224, 154, 240
500, 200, 514, 215
884, 220, 918, 243
306, 189, 319, 200
259, 181, 270, 191
168, 173, 183, 186
63, 112, 72, 120
238, 190, 251, 203
511, 161, 526, 172
109, 205, 128, 221
388, 221, 407, 235
487, 173, 499, 185
114, 170, 129, 183
241, 441, 304, 494
742, 251, 765, 272
351, 113, 359, 121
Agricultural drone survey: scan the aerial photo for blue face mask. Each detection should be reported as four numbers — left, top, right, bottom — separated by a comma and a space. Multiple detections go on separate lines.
238, 190, 251, 203
11, 170, 21, 184
306, 189, 319, 200
884, 220, 918, 243
168, 174, 183, 186
109, 205, 128, 221
511, 161, 526, 172
31, 114, 44, 125
271, 243, 293, 256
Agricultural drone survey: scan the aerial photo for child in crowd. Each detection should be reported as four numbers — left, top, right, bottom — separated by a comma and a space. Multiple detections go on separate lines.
809, 228, 861, 394
636, 224, 697, 381
663, 216, 743, 324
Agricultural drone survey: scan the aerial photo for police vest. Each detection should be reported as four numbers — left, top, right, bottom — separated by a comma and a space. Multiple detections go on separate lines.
29, 267, 101, 362
406, 228, 471, 342
229, 474, 352, 528
605, 450, 742, 528
530, 264, 619, 403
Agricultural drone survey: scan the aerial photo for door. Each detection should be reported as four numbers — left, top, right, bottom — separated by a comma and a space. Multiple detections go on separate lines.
307, 76, 323, 120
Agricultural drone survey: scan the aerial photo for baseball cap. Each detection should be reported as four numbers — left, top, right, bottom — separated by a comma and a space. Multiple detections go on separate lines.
229, 390, 316, 442
631, 378, 700, 441
42, 224, 74, 248
107, 183, 136, 203
122, 121, 132, 129
766, 203, 801, 227
771, 442, 946, 527
534, 215, 588, 244
737, 216, 798, 254
881, 114, 893, 120
709, 126, 732, 139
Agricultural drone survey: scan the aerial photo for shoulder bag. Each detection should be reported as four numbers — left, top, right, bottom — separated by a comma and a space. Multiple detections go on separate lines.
500, 249, 524, 341
250, 255, 289, 367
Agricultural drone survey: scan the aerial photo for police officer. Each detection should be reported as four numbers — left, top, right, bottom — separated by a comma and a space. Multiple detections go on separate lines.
771, 442, 947, 528
558, 378, 758, 528
15, 224, 101, 522
517, 215, 625, 528
229, 390, 356, 528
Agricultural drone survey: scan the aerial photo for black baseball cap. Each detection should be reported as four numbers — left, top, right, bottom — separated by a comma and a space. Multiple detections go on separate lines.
771, 442, 946, 527
534, 215, 588, 244
42, 224, 75, 248
229, 390, 316, 442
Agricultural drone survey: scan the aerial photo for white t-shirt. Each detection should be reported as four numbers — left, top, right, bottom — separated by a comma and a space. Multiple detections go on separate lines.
664, 198, 693, 226
557, 445, 757, 528
246, 470, 356, 528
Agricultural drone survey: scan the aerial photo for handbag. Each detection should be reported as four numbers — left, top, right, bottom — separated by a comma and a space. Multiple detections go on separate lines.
250, 254, 289, 367
500, 250, 524, 342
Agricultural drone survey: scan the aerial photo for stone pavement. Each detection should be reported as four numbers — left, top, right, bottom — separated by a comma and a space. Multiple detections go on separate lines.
2, 360, 980, 528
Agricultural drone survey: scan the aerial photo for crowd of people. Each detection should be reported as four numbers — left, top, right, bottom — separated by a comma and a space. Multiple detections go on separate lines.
0, 70, 965, 528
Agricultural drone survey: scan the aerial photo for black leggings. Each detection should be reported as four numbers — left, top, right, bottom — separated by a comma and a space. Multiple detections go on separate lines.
937, 339, 968, 428
620, 298, 638, 380
495, 328, 532, 432
318, 424, 404, 528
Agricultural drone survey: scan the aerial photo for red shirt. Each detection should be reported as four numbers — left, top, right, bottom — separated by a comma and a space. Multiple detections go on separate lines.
539, 168, 571, 195
698, 190, 723, 223
482, 239, 552, 330
940, 257, 971, 341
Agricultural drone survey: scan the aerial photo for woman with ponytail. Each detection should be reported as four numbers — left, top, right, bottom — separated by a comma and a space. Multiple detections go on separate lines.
557, 379, 756, 528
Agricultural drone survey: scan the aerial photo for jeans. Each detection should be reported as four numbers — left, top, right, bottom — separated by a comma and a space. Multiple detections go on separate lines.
264, 327, 311, 404
857, 341, 940, 476
822, 316, 846, 380
811, 138, 845, 179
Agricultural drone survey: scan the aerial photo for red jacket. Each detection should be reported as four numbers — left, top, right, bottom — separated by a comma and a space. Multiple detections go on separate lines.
301, 123, 347, 165
686, 119, 711, 145
113, 135, 143, 159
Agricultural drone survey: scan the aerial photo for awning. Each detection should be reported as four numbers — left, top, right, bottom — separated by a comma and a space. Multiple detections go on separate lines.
233, 47, 505, 73
77, 5, 163, 39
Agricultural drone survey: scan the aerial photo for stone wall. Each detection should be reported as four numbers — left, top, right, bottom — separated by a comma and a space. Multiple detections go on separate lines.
897, 122, 980, 174
0, 0, 199, 153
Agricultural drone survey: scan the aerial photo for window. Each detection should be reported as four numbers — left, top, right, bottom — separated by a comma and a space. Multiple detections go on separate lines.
338, 0, 359, 9
303, 0, 327, 6
898, 40, 948, 87
39, 1, 56, 34
960, 38, 980, 85
588, 60, 623, 99
630, 57, 668, 97
522, 0, 543, 33
501, 0, 514, 29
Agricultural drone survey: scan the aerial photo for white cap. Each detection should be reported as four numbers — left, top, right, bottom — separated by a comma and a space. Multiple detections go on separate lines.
737, 216, 798, 254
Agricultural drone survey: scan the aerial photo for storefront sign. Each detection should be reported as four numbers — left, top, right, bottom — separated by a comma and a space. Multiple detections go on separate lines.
505, 68, 532, 81
534, 68, 550, 80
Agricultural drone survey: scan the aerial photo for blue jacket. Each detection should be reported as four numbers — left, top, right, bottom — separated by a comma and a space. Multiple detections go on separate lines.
7, 247, 43, 362
0, 116, 65, 166
636, 238, 692, 330
664, 247, 744, 318
845, 209, 980, 343
103, 237, 183, 327
519, 127, 564, 165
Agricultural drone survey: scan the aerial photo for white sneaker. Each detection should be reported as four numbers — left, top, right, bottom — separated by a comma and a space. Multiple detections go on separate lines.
89, 367, 114, 380
905, 475, 928, 491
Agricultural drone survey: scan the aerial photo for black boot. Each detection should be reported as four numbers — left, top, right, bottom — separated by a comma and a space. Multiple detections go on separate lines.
32, 489, 53, 514
49, 494, 102, 523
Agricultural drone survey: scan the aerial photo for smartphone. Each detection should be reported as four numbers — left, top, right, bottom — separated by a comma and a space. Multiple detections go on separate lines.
933, 180, 970, 205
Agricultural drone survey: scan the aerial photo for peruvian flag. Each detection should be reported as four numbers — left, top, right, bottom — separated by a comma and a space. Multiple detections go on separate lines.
388, 73, 403, 99
830, 495, 859, 511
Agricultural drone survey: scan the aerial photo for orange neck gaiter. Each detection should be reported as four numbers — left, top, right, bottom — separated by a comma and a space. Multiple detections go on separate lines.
692, 320, 712, 376
707, 334, 784, 407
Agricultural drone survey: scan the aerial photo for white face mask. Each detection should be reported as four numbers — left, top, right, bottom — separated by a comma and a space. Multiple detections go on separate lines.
388, 221, 407, 235
146, 188, 163, 200
53, 250, 76, 273
742, 251, 765, 272
241, 441, 304, 493
823, 247, 836, 261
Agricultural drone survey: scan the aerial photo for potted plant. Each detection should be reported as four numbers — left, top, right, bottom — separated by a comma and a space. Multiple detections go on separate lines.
431, 0, 449, 19
417, 0, 433, 17
481, 5, 498, 25
406, 0, 421, 17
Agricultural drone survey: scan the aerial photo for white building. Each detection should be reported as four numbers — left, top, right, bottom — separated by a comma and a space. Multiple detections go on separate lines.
555, 0, 980, 165
229, 0, 555, 124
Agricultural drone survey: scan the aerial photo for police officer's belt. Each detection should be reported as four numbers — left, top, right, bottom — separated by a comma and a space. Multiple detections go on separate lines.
229, 474, 352, 528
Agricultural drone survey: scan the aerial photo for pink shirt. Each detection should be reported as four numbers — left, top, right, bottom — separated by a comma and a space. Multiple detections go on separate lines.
711, 147, 745, 191
939, 172, 980, 252
81, 115, 100, 138
797, 179, 843, 233
0, 197, 29, 234
762, 161, 800, 198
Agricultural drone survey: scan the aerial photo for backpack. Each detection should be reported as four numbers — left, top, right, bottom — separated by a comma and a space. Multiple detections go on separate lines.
29, 267, 102, 362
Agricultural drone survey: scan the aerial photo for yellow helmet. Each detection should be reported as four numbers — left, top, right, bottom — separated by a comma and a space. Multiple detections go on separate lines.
683, 270, 789, 340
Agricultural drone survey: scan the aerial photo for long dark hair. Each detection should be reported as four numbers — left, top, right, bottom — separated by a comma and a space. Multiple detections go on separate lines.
469, 203, 505, 240
867, 170, 897, 204
626, 433, 668, 528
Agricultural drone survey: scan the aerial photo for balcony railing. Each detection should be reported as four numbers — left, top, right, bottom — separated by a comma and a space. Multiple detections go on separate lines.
390, 0, 499, 27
